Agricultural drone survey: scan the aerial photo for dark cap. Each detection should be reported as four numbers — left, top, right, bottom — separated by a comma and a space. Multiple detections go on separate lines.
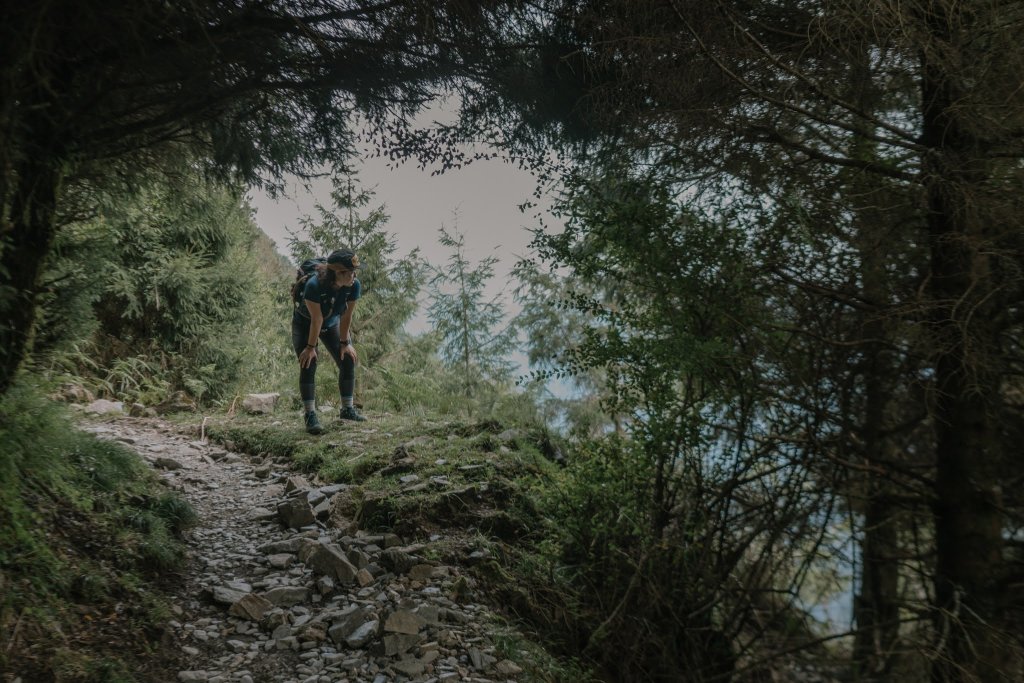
327, 249, 359, 269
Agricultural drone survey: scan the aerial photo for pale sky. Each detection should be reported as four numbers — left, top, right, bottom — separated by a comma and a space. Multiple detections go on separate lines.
247, 152, 548, 284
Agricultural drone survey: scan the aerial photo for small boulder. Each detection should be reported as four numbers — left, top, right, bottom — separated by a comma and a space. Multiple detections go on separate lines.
153, 457, 184, 470
306, 542, 359, 584
383, 633, 422, 656
212, 586, 248, 605
261, 586, 308, 607
284, 475, 311, 494
267, 553, 293, 569
328, 607, 372, 644
85, 399, 124, 415
277, 498, 315, 529
242, 392, 279, 414
345, 619, 379, 648
391, 657, 426, 677
496, 660, 524, 675
228, 593, 273, 622
408, 564, 434, 581
384, 610, 426, 635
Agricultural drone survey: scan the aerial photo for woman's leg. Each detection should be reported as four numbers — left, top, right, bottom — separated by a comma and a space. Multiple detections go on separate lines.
292, 317, 317, 413
319, 326, 361, 419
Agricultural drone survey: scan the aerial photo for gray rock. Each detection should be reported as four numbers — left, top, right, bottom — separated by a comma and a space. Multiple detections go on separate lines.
391, 657, 426, 677
356, 568, 374, 587
345, 619, 379, 648
297, 537, 321, 562
250, 507, 277, 521
346, 548, 370, 570
328, 608, 370, 643
85, 399, 124, 415
267, 553, 294, 569
383, 633, 422, 656
496, 660, 524, 675
498, 428, 523, 442
408, 564, 434, 581
177, 672, 208, 682
469, 647, 497, 671
415, 605, 441, 625
285, 475, 311, 493
241, 392, 279, 414
262, 586, 308, 607
315, 575, 335, 596
384, 610, 426, 635
228, 594, 273, 622
306, 543, 359, 584
154, 457, 184, 470
277, 497, 315, 529
212, 586, 249, 605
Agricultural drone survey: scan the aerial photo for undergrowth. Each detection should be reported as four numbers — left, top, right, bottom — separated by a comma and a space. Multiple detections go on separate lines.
0, 383, 196, 682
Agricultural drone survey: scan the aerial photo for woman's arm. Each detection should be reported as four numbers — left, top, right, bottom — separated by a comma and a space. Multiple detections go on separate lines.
339, 301, 358, 360
299, 299, 324, 369
305, 299, 324, 347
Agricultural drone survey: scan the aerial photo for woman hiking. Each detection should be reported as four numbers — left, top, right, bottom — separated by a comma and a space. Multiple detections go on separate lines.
292, 248, 366, 434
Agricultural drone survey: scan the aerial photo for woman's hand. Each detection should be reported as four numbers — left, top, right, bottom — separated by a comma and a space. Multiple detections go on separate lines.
342, 343, 358, 361
299, 346, 317, 368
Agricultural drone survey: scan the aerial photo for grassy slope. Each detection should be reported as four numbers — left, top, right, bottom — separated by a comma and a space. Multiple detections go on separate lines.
0, 387, 195, 683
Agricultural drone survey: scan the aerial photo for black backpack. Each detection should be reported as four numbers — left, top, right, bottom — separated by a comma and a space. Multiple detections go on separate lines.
291, 257, 327, 306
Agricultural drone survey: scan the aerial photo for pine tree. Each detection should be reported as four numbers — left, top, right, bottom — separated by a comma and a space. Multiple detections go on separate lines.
286, 175, 425, 368
428, 225, 515, 401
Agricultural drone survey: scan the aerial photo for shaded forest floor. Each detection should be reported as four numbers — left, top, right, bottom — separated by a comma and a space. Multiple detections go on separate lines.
2, 408, 569, 683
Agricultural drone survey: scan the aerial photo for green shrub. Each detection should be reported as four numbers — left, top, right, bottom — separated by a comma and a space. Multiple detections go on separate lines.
0, 383, 196, 679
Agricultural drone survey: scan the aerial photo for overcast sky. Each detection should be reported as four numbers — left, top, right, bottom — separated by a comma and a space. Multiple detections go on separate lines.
248, 151, 548, 282
246, 137, 562, 344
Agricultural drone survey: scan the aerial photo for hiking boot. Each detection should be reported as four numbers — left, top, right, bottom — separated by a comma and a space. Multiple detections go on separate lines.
304, 411, 324, 435
339, 405, 366, 422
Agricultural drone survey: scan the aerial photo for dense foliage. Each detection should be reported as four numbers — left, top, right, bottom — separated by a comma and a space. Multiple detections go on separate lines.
3, 1, 1023, 681
38, 165, 293, 405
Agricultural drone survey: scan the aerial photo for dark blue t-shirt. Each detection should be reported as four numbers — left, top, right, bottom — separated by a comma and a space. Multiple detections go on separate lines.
298, 275, 361, 328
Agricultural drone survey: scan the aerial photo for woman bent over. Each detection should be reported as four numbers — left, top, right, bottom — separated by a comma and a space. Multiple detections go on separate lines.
292, 248, 366, 434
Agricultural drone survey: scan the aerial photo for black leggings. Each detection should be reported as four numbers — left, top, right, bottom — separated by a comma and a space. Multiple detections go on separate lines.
292, 316, 355, 403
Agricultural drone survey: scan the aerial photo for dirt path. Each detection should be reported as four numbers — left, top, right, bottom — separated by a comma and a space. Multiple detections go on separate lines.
84, 419, 523, 683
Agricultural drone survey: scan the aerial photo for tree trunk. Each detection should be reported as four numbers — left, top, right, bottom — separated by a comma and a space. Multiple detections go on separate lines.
853, 287, 901, 680
920, 11, 1009, 680
0, 158, 63, 394
845, 54, 904, 680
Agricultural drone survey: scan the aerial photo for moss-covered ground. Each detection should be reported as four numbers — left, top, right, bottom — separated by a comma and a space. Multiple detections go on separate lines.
0, 387, 195, 683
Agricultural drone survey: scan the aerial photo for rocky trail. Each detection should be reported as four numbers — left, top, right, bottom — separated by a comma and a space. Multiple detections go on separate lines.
84, 419, 525, 683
